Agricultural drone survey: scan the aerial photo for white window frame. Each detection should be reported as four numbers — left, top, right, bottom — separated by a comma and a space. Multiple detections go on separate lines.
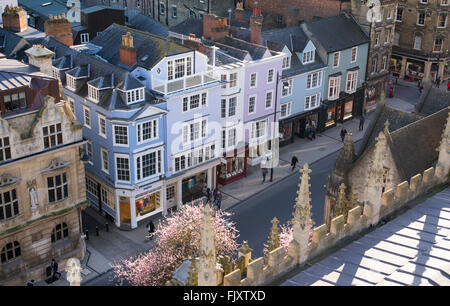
384, 28, 391, 44
251, 119, 268, 140
417, 11, 425, 26
250, 72, 257, 88
126, 88, 145, 104
332, 52, 340, 68
98, 113, 107, 138
396, 6, 403, 22
346, 71, 358, 93
88, 85, 99, 102
135, 148, 163, 182
265, 90, 273, 109
113, 125, 129, 147
182, 118, 207, 145
182, 91, 207, 112
67, 75, 76, 91
137, 119, 158, 144
229, 72, 238, 88
375, 32, 380, 46
83, 106, 91, 128
101, 147, 109, 174
305, 93, 320, 110
371, 57, 377, 74
86, 141, 93, 165
267, 69, 274, 84
282, 56, 291, 69
306, 71, 322, 89
328, 76, 340, 100
67, 96, 75, 117
80, 33, 90, 44
248, 95, 256, 114
414, 36, 422, 50
115, 154, 130, 183
281, 79, 293, 97
351, 47, 358, 63
302, 50, 314, 64
280, 102, 292, 118
437, 12, 447, 28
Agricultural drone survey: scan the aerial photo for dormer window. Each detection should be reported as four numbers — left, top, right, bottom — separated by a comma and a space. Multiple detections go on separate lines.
126, 88, 145, 104
67, 75, 76, 91
302, 50, 314, 64
53, 67, 61, 80
282, 56, 291, 69
167, 56, 192, 81
88, 85, 99, 102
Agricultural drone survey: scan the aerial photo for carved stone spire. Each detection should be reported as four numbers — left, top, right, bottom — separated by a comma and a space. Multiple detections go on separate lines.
187, 255, 198, 286
289, 163, 314, 264
334, 132, 356, 178
292, 163, 314, 231
267, 217, 280, 253
435, 108, 450, 181
334, 183, 347, 219
364, 131, 387, 225
65, 258, 82, 286
198, 204, 217, 286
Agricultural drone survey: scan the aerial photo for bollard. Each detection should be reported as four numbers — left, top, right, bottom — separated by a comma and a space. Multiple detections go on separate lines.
105, 223, 109, 232
85, 229, 89, 240
95, 226, 99, 236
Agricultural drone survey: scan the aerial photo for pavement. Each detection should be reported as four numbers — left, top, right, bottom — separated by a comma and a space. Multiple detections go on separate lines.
38, 110, 376, 286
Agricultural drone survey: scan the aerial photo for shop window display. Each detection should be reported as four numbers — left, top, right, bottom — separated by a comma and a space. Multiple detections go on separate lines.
135, 191, 161, 217
219, 157, 245, 179
326, 107, 336, 127
343, 101, 353, 120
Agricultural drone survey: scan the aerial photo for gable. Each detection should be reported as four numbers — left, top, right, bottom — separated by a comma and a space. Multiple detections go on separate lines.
134, 104, 167, 121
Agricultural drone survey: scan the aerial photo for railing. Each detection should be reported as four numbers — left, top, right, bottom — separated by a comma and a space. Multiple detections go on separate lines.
152, 70, 219, 95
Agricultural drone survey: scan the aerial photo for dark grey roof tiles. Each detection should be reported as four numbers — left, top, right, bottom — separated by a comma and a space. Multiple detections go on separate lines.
129, 13, 169, 37
87, 74, 114, 89
53, 54, 73, 69
91, 24, 191, 70
169, 18, 203, 37
217, 36, 268, 60
66, 64, 90, 78
0, 27, 31, 59
303, 14, 369, 53
118, 73, 144, 91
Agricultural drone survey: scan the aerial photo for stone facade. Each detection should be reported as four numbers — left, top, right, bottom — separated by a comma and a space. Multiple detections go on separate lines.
351, 0, 398, 112
0, 71, 87, 285
391, 0, 450, 83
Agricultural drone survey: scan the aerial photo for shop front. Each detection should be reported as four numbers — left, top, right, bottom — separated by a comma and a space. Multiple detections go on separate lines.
365, 74, 387, 113
182, 170, 208, 203
279, 120, 294, 146
321, 89, 363, 130
217, 147, 248, 185
135, 189, 162, 222
390, 54, 403, 77
404, 58, 425, 82
279, 109, 320, 146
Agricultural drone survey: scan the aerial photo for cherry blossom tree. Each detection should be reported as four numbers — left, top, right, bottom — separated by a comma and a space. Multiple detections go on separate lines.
113, 203, 239, 286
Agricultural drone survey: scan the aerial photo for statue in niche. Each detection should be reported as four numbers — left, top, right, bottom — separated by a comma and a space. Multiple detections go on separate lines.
29, 187, 39, 210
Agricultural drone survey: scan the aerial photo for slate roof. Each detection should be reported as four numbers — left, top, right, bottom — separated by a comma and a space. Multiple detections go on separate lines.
87, 74, 114, 89
53, 54, 73, 70
216, 36, 269, 61
303, 14, 369, 53
66, 64, 90, 78
0, 27, 31, 60
82, 5, 124, 15
38, 36, 156, 112
419, 88, 450, 116
129, 13, 169, 37
389, 107, 448, 180
169, 18, 203, 38
91, 24, 191, 70
19, 0, 70, 19
0, 70, 51, 90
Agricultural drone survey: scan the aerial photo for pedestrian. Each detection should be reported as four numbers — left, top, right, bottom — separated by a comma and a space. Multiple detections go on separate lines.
311, 121, 316, 139
147, 220, 155, 240
206, 187, 211, 203
291, 156, 298, 171
340, 127, 347, 142
262, 167, 268, 183
213, 188, 218, 203
27, 279, 34, 286
50, 259, 61, 281
215, 191, 222, 209
447, 80, 450, 92
436, 77, 441, 88
359, 116, 365, 131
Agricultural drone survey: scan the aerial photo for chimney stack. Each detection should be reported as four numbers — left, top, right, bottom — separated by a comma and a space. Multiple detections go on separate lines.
235, 1, 245, 23
250, 2, 263, 45
119, 32, 137, 67
45, 14, 74, 46
203, 14, 230, 41
25, 45, 55, 76
2, 5, 27, 32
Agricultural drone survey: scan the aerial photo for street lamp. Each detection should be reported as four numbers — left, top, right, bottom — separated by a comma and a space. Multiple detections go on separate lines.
269, 71, 290, 182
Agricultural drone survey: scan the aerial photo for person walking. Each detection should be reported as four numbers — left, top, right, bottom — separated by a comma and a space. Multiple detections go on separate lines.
215, 191, 222, 210
359, 116, 365, 131
147, 220, 155, 240
205, 187, 211, 203
51, 259, 61, 281
340, 127, 347, 142
262, 167, 268, 183
447, 80, 450, 92
436, 77, 441, 88
27, 280, 35, 286
291, 156, 298, 171
311, 120, 316, 139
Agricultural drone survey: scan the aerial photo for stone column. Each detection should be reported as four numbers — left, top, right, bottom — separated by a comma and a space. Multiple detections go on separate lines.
207, 167, 213, 189
423, 61, 432, 83
115, 195, 121, 227
177, 179, 182, 209
198, 205, 217, 286
130, 195, 137, 229
400, 56, 407, 79
161, 185, 168, 216
438, 61, 446, 81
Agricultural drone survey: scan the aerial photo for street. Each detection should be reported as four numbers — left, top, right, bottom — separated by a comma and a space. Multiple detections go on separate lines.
83, 139, 362, 285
